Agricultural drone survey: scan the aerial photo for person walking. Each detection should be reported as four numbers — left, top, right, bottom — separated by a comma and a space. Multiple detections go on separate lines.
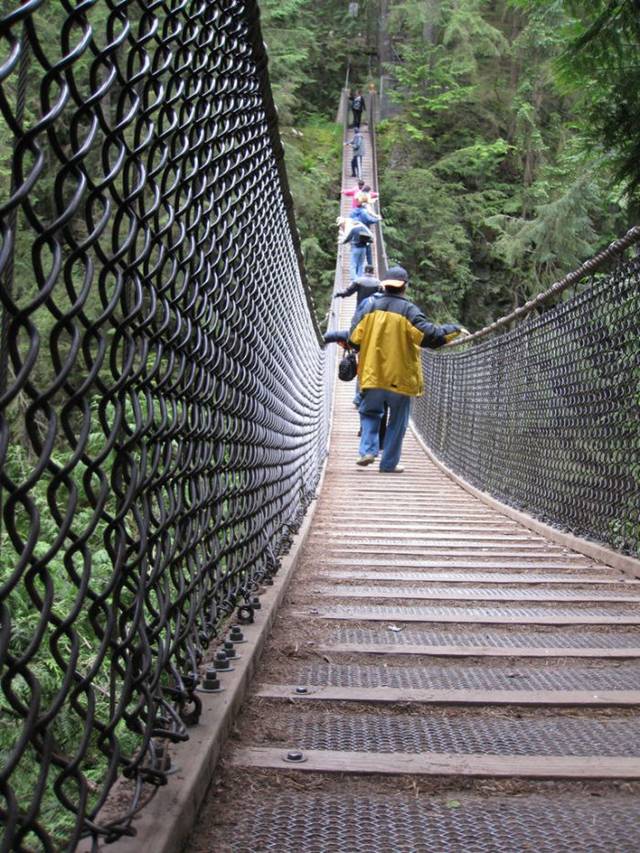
342, 179, 366, 208
341, 219, 374, 281
350, 90, 366, 129
350, 202, 381, 228
348, 266, 467, 472
334, 266, 381, 409
346, 129, 364, 178
350, 202, 381, 266
356, 184, 379, 212
334, 265, 380, 308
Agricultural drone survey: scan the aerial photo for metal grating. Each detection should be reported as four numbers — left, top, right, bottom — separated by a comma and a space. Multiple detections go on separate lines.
215, 792, 640, 852
314, 603, 640, 619
282, 712, 640, 756
297, 662, 640, 692
330, 626, 640, 650
313, 584, 640, 602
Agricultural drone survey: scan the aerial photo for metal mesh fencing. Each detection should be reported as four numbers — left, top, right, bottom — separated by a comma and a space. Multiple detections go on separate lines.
413, 237, 640, 557
0, 0, 329, 848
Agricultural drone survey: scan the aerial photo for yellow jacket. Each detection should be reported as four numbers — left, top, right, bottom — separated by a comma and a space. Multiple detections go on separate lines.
349, 293, 461, 396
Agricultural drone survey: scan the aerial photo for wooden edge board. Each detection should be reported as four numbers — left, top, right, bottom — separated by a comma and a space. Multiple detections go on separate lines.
314, 642, 640, 659
410, 423, 640, 580
296, 610, 640, 626
316, 571, 638, 585
255, 683, 640, 707
311, 587, 640, 604
230, 747, 640, 779
314, 534, 539, 542
321, 559, 593, 568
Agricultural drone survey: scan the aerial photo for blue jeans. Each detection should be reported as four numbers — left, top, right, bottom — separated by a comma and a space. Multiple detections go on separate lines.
358, 388, 411, 471
350, 245, 367, 280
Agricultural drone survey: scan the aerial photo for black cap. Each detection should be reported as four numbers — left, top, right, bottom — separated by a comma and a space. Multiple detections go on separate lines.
383, 266, 409, 287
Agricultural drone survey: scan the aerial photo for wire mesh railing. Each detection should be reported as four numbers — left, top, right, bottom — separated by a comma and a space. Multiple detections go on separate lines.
369, 100, 639, 557
0, 1, 329, 848
412, 228, 640, 557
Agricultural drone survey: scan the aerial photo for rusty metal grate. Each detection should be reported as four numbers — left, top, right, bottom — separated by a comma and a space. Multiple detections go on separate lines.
219, 792, 640, 852
313, 584, 640, 602
297, 662, 640, 692
280, 711, 640, 756
330, 625, 640, 650
314, 603, 640, 619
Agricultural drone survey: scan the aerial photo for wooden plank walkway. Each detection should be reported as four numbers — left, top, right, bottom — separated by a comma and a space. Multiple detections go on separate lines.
186, 116, 640, 853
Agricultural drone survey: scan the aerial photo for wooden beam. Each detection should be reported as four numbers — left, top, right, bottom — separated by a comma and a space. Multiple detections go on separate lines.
230, 747, 640, 780
301, 608, 640, 626
410, 425, 640, 580
312, 586, 640, 604
315, 642, 640, 659
318, 571, 638, 585
256, 683, 640, 707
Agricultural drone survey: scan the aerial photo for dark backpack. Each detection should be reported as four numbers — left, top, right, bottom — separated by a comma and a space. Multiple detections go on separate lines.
355, 231, 373, 248
352, 96, 364, 111
338, 349, 358, 382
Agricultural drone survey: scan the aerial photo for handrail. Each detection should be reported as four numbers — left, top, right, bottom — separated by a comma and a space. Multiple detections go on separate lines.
366, 91, 389, 278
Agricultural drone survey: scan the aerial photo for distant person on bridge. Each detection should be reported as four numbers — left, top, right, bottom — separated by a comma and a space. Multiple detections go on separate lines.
340, 218, 374, 280
342, 181, 379, 209
346, 129, 364, 178
350, 202, 381, 228
348, 266, 467, 473
350, 202, 381, 266
334, 265, 381, 410
334, 265, 380, 308
357, 184, 379, 211
350, 90, 366, 129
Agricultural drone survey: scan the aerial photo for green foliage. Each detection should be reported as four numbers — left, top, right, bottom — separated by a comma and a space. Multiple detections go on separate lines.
259, 0, 374, 323
376, 0, 630, 328
511, 0, 640, 198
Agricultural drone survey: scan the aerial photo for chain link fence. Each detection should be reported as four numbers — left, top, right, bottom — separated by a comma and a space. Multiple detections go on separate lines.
413, 231, 640, 557
0, 0, 331, 848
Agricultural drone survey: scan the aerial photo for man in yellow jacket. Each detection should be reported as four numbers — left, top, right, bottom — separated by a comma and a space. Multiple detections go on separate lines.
349, 266, 465, 472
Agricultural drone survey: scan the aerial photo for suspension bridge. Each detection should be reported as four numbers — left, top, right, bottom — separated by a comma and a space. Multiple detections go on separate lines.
1, 2, 639, 852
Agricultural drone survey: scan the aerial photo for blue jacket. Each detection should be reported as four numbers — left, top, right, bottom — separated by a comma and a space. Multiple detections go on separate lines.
350, 207, 380, 227
349, 134, 365, 156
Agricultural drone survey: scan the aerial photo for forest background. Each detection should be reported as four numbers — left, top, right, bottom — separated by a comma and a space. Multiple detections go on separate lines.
260, 0, 640, 328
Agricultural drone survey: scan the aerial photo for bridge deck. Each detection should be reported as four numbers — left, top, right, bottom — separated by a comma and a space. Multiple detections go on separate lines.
187, 118, 640, 851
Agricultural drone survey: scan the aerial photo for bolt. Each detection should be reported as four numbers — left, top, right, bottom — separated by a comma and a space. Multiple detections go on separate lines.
284, 750, 306, 763
251, 596, 261, 610
214, 651, 231, 671
223, 640, 237, 659
197, 666, 224, 693
202, 667, 220, 691
295, 686, 308, 695
229, 625, 244, 642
